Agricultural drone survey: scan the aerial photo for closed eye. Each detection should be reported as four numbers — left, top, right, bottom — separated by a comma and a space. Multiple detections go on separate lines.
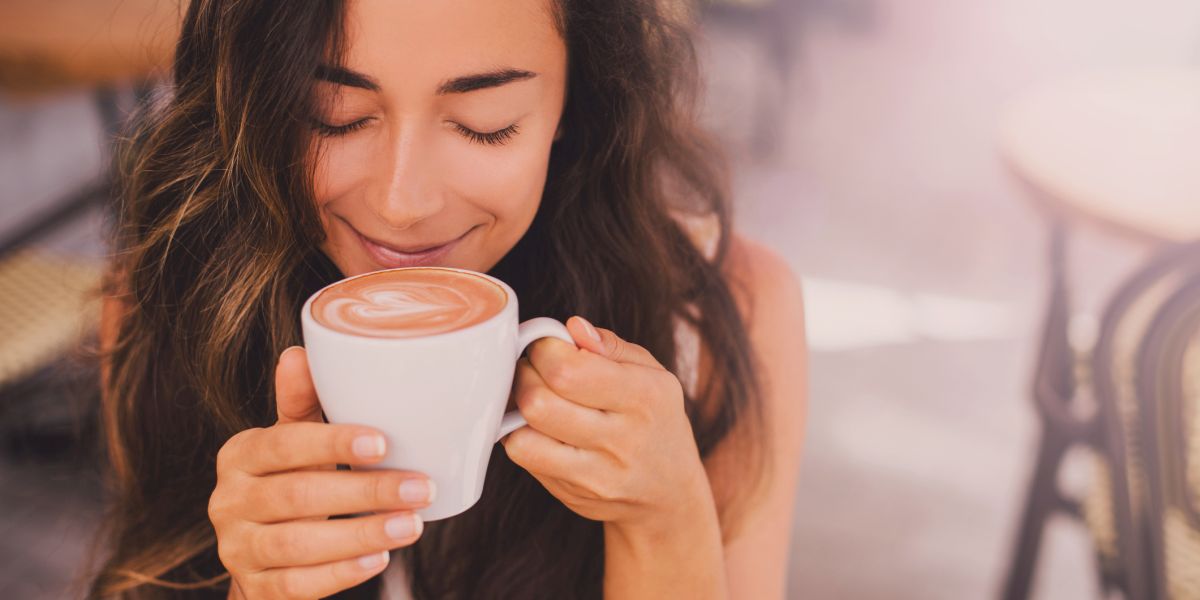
310, 117, 520, 146
311, 117, 372, 137
454, 122, 520, 146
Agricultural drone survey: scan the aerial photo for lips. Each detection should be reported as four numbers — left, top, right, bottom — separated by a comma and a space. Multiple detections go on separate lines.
349, 222, 472, 269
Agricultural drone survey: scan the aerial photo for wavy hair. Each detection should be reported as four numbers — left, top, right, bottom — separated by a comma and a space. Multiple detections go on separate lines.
86, 1, 769, 598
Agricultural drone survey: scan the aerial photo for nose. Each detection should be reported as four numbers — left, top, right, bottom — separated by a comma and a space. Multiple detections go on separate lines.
367, 121, 445, 231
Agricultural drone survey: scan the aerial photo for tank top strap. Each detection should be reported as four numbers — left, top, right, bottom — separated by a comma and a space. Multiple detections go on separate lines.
668, 208, 721, 263
666, 208, 720, 399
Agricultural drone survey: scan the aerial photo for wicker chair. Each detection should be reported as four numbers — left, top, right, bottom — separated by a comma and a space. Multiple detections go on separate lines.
1084, 241, 1200, 599
0, 0, 176, 455
0, 249, 107, 455
1130, 248, 1200, 599
1004, 234, 1200, 600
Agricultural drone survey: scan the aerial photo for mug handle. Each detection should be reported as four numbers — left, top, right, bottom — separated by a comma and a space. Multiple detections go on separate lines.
495, 317, 577, 442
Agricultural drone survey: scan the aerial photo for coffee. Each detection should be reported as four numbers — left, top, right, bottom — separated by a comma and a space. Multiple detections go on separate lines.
310, 268, 507, 338
301, 267, 576, 521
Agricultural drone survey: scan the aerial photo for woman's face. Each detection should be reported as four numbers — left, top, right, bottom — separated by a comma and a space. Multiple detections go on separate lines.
310, 0, 567, 277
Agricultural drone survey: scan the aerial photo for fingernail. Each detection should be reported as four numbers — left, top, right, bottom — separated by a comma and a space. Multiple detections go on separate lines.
385, 514, 423, 540
399, 479, 435, 503
579, 317, 601, 343
279, 345, 303, 361
353, 434, 386, 458
358, 550, 389, 570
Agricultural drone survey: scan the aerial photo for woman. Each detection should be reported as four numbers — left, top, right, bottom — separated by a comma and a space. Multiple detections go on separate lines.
89, 0, 806, 598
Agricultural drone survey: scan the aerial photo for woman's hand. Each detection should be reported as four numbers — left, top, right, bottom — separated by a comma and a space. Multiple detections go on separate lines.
501, 317, 713, 538
209, 347, 436, 600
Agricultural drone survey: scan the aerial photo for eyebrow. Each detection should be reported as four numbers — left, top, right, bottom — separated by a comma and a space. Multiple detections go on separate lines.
315, 65, 537, 95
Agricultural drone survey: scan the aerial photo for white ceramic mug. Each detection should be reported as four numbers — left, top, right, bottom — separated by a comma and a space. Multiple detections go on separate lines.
300, 266, 575, 521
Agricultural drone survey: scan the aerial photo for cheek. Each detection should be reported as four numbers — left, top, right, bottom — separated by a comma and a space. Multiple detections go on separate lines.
445, 142, 552, 223
311, 138, 376, 206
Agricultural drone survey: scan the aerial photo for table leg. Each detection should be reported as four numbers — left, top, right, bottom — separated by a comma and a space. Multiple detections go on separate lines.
1001, 219, 1080, 600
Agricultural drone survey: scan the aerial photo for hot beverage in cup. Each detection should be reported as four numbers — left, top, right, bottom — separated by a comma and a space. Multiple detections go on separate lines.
301, 266, 576, 521
310, 268, 508, 339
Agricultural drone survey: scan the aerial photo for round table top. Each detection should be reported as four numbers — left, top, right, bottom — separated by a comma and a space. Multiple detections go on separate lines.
0, 0, 181, 95
999, 67, 1200, 244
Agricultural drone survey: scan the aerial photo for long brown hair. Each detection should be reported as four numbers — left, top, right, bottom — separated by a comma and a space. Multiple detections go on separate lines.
87, 1, 770, 598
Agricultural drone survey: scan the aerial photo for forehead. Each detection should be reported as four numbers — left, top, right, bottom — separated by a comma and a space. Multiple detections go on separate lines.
342, 0, 564, 93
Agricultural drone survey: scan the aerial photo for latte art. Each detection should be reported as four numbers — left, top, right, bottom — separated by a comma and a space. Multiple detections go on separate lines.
311, 268, 507, 338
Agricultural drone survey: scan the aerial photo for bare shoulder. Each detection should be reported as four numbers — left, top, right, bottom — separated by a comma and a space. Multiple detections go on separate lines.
704, 230, 808, 463
722, 232, 806, 333
709, 233, 808, 595
719, 231, 806, 421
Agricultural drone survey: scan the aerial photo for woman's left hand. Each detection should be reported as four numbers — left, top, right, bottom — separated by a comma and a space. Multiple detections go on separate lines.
501, 316, 711, 535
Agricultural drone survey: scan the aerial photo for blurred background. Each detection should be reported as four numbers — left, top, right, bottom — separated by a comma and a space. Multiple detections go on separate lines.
3, 0, 1200, 598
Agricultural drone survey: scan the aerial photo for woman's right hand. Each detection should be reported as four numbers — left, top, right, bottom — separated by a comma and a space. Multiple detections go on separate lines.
209, 346, 435, 599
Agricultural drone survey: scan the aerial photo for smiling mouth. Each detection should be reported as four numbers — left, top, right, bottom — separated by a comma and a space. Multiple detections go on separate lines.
358, 230, 464, 254
342, 217, 475, 268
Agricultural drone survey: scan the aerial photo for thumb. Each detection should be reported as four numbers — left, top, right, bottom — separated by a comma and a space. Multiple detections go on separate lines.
274, 346, 324, 424
566, 316, 661, 369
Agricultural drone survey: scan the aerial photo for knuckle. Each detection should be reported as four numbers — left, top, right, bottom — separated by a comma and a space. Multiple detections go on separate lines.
243, 529, 272, 568
270, 526, 303, 565
217, 429, 253, 472
596, 434, 623, 460
520, 388, 550, 423
265, 434, 298, 469
372, 472, 396, 507
215, 446, 234, 473
328, 557, 362, 592
656, 371, 684, 401
221, 524, 257, 570
215, 535, 239, 570
543, 360, 573, 392
609, 341, 627, 363
504, 429, 528, 458
207, 487, 230, 523
589, 477, 614, 501
528, 337, 553, 359
279, 476, 314, 516
356, 517, 380, 550
275, 569, 304, 599
630, 341, 652, 359
596, 473, 628, 503
514, 358, 536, 384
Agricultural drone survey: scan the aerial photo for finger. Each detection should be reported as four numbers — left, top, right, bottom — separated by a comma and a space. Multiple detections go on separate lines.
275, 346, 323, 424
525, 336, 658, 412
247, 510, 422, 569
501, 423, 594, 482
514, 359, 612, 449
256, 548, 391, 598
228, 422, 387, 476
568, 316, 662, 369
245, 469, 435, 523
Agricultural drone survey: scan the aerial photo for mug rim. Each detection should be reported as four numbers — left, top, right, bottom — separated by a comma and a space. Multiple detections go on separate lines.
301, 266, 517, 344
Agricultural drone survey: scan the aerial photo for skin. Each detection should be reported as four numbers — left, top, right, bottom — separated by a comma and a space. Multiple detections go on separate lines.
105, 0, 808, 598
309, 0, 567, 278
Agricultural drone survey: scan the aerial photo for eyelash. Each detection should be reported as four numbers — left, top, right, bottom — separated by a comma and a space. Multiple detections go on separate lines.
311, 118, 371, 137
452, 122, 519, 146
311, 118, 519, 146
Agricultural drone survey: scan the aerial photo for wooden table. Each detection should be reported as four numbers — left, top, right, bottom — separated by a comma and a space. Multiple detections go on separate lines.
1000, 68, 1200, 244
0, 0, 182, 255
998, 68, 1200, 600
0, 0, 180, 95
